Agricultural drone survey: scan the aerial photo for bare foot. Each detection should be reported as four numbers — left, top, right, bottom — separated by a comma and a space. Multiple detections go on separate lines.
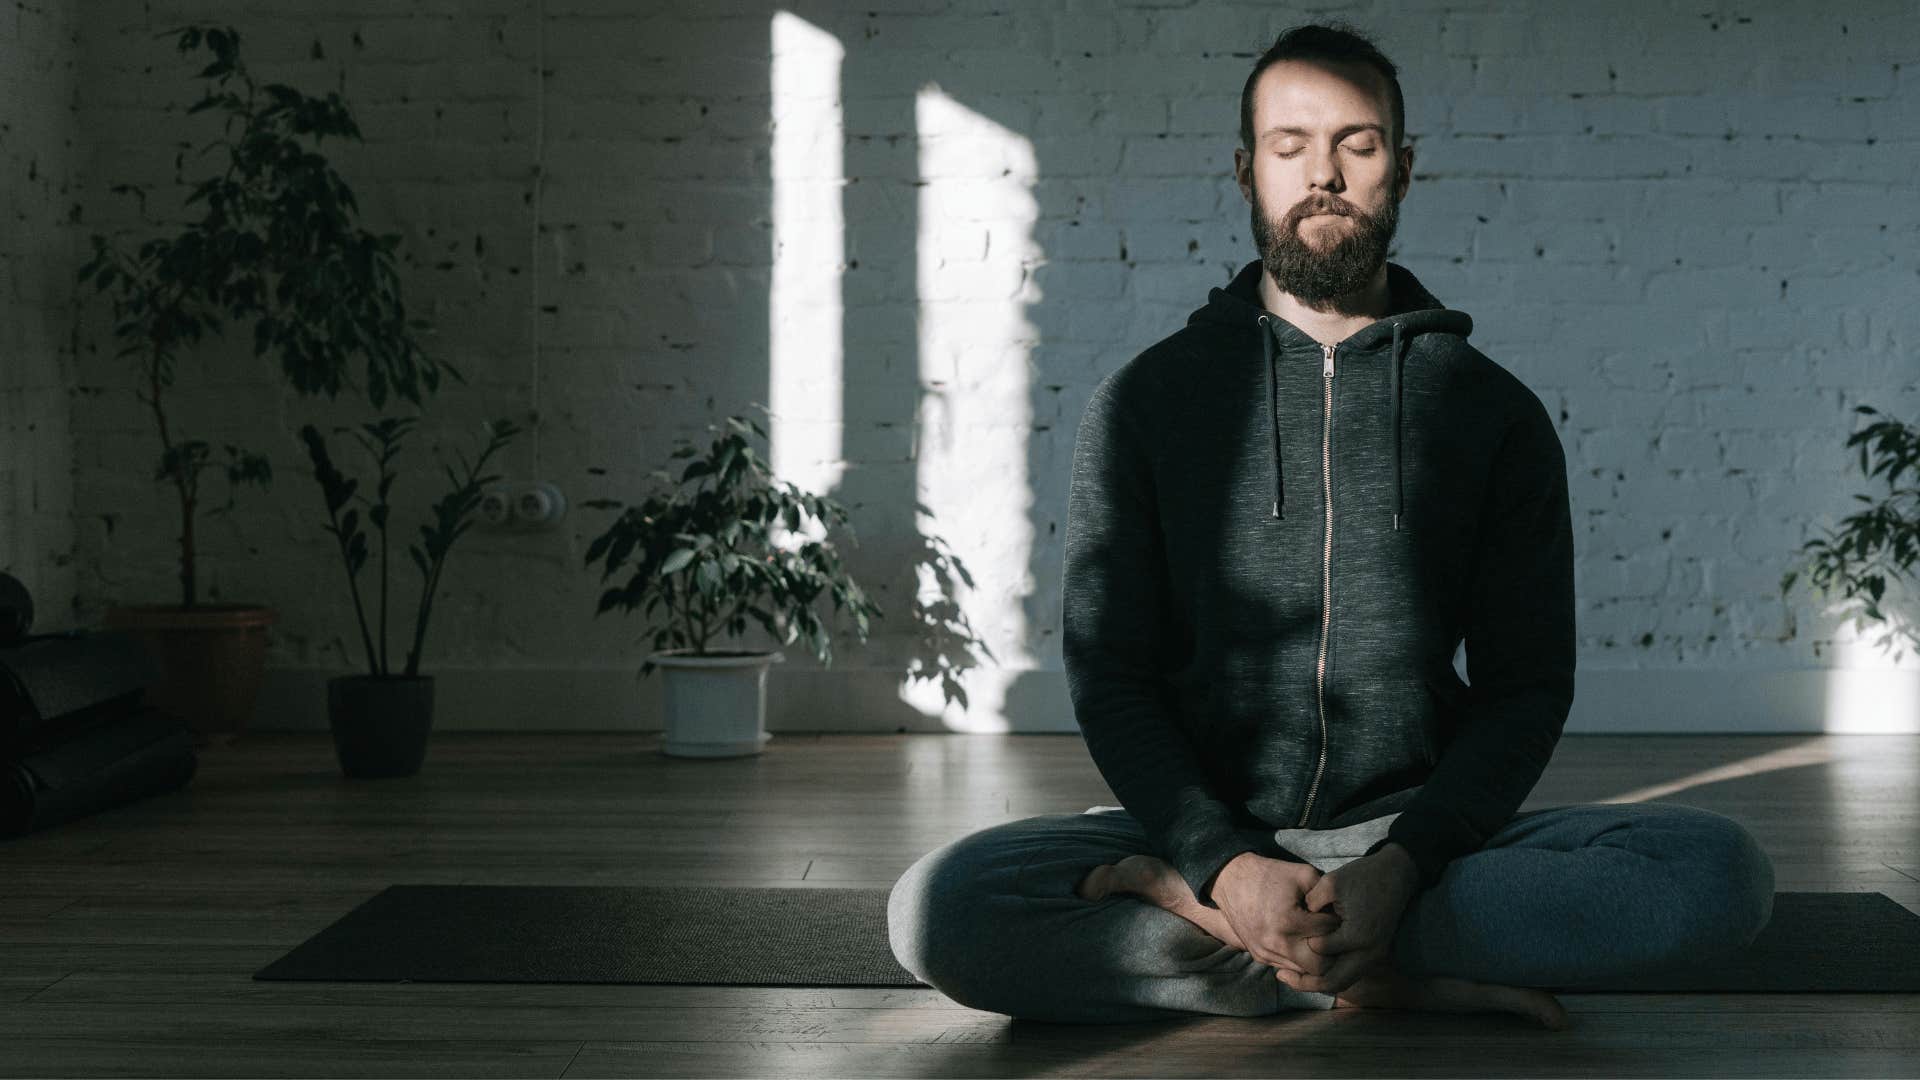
1077, 854, 1250, 951
1334, 965, 1571, 1031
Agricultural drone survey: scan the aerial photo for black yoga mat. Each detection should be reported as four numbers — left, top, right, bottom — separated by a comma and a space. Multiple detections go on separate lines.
1541, 889, 1920, 992
255, 885, 1920, 993
256, 884, 916, 986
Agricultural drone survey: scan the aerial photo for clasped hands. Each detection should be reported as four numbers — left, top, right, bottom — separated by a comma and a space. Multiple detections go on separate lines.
1209, 843, 1423, 995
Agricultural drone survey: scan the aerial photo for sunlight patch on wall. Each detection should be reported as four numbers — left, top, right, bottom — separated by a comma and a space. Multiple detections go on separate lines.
768, 11, 845, 506
907, 84, 1042, 732
1820, 607, 1920, 732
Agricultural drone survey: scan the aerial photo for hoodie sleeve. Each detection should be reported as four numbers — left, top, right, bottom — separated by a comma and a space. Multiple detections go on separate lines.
1062, 377, 1257, 908
1365, 393, 1577, 889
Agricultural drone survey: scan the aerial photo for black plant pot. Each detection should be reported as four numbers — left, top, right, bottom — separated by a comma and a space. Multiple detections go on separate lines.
327, 674, 435, 779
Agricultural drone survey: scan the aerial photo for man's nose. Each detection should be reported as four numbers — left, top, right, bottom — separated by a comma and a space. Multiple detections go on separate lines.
1307, 147, 1344, 192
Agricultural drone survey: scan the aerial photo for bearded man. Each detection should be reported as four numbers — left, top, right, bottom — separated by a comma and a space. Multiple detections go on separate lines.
886, 21, 1775, 1028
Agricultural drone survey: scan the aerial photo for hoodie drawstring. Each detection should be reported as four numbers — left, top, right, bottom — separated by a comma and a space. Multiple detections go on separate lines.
1258, 315, 1283, 519
1391, 321, 1406, 531
1260, 314, 1413, 531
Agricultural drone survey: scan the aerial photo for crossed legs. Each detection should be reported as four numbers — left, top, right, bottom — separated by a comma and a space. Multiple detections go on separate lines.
887, 802, 1774, 1024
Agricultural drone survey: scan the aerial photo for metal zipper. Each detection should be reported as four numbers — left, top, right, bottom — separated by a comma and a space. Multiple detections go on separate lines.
1299, 341, 1335, 827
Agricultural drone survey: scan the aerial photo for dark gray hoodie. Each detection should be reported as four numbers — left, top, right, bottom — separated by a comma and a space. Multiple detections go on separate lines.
1061, 257, 1575, 904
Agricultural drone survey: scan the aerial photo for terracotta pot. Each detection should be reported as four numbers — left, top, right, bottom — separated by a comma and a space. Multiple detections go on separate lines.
328, 674, 435, 779
104, 603, 276, 738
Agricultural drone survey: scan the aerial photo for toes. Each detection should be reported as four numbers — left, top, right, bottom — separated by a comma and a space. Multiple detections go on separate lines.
1534, 994, 1571, 1030
1075, 864, 1113, 901
1114, 854, 1158, 884
1116, 853, 1181, 900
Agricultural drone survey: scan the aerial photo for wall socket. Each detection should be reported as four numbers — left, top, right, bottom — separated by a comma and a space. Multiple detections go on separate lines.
478, 481, 567, 530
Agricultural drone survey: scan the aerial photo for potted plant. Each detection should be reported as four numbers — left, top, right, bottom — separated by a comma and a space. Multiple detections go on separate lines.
583, 412, 993, 756
75, 24, 452, 737
300, 417, 521, 777
1781, 404, 1920, 664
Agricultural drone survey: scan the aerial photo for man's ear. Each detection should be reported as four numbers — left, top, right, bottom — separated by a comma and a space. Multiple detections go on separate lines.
1395, 143, 1414, 201
1233, 146, 1254, 204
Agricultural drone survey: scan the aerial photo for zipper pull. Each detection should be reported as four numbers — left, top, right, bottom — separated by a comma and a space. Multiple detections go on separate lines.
1322, 342, 1335, 377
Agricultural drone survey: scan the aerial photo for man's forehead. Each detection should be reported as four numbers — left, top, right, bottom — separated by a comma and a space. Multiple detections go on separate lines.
1257, 121, 1386, 143
1250, 59, 1393, 133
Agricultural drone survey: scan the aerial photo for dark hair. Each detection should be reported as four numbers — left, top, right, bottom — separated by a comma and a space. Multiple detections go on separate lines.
1239, 22, 1405, 153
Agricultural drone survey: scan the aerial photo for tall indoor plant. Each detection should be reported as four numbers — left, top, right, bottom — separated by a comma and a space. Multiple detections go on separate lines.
75, 24, 454, 736
583, 413, 993, 756
1782, 403, 1920, 665
300, 417, 521, 777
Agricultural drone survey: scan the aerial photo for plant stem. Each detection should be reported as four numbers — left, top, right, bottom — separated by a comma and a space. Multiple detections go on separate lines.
691, 594, 708, 653
400, 429, 515, 675
404, 557, 437, 677
323, 490, 380, 674
661, 580, 684, 656
378, 443, 391, 676
145, 294, 196, 609
716, 596, 750, 639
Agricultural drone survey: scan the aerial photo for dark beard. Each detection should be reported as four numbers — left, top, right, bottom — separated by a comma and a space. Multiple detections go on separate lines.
1251, 184, 1399, 308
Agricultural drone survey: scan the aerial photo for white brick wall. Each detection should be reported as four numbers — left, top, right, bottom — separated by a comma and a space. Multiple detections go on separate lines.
1, 0, 79, 631
43, 0, 1920, 730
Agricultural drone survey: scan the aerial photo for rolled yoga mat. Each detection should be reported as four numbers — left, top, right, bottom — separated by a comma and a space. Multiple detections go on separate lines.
254, 885, 1920, 993
0, 707, 198, 839
0, 629, 163, 750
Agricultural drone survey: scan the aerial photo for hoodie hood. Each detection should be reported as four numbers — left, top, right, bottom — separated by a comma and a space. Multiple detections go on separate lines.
1187, 260, 1473, 530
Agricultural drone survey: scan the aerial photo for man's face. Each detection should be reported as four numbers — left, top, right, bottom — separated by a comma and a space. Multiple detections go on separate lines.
1234, 59, 1413, 306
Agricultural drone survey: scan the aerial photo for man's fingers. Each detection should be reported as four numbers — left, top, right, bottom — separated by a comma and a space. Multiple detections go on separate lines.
1306, 926, 1367, 956
1281, 935, 1334, 976
1279, 944, 1386, 995
1316, 900, 1396, 956
1321, 945, 1385, 994
1291, 925, 1341, 953
1252, 937, 1320, 977
1245, 939, 1306, 975
1268, 946, 1316, 978
1287, 908, 1342, 937
1268, 954, 1307, 977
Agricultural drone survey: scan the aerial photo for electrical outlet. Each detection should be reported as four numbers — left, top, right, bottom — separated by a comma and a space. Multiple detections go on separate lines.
476, 482, 566, 530
513, 482, 567, 525
478, 489, 512, 526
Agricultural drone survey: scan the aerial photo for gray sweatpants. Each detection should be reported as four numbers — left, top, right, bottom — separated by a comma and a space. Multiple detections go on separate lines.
886, 801, 1775, 1022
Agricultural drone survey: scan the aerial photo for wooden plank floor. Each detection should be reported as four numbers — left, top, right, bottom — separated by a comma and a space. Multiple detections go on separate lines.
1, 731, 1916, 1078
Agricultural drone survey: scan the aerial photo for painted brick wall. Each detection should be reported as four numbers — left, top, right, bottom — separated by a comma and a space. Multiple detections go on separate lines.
58, 1, 1920, 731
1, 0, 79, 631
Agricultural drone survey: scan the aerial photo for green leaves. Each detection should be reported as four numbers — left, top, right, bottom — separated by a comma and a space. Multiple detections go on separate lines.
89, 22, 455, 408
694, 558, 722, 596
581, 412, 888, 671
300, 415, 522, 676
78, 22, 460, 606
1785, 404, 1920, 662
581, 413, 992, 705
208, 445, 273, 516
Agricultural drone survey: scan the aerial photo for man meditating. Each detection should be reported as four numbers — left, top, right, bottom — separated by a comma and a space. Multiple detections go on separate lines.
887, 22, 1775, 1027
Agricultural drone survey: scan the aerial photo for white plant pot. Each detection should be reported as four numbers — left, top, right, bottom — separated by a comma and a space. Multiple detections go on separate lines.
650, 648, 786, 758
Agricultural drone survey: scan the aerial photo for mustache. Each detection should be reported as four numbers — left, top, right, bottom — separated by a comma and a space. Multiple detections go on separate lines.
1289, 197, 1356, 222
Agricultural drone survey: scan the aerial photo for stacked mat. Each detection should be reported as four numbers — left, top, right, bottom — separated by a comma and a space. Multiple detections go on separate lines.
0, 625, 198, 839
